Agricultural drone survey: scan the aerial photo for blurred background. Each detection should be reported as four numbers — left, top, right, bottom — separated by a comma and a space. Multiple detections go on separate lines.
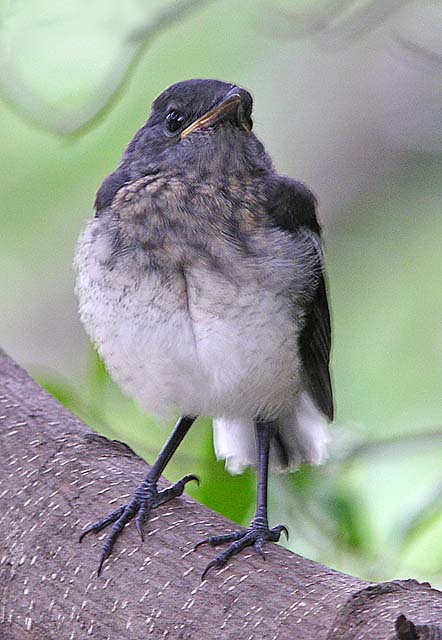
1, 0, 442, 586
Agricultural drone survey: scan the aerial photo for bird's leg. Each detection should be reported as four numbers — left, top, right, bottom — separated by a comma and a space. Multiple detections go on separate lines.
196, 419, 288, 580
80, 415, 197, 575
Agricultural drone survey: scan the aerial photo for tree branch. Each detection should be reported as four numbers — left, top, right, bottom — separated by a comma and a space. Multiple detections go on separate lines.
0, 348, 441, 639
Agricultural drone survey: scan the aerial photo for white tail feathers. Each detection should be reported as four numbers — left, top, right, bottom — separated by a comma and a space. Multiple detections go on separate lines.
213, 416, 255, 474
213, 392, 329, 474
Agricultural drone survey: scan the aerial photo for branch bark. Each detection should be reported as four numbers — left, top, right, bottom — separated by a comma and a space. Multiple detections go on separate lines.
0, 348, 441, 639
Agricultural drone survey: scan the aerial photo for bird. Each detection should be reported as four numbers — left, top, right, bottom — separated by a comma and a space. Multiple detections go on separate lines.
74, 78, 333, 579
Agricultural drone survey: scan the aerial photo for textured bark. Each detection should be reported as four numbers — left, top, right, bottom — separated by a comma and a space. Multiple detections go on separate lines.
0, 348, 441, 639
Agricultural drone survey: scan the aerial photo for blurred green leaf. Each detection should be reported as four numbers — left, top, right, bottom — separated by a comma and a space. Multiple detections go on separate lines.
398, 482, 442, 552
0, 0, 213, 134
266, 0, 408, 44
338, 430, 442, 467
39, 376, 82, 415
322, 487, 368, 552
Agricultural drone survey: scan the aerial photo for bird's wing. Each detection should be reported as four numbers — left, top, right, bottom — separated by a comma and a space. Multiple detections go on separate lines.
298, 252, 334, 421
266, 177, 334, 421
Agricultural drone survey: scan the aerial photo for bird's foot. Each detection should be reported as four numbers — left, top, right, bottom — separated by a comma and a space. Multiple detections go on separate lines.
79, 473, 199, 575
195, 520, 288, 580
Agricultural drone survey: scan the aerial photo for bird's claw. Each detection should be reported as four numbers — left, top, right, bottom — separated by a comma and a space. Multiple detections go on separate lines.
196, 522, 289, 580
79, 473, 198, 575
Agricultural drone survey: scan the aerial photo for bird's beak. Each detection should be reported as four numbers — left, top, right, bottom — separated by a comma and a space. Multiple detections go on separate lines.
181, 88, 252, 139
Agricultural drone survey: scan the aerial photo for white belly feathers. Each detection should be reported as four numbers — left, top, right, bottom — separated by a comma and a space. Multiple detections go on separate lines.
76, 228, 299, 420
75, 218, 328, 472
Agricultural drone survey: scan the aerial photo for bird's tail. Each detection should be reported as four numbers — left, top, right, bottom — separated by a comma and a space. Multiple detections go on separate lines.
213, 393, 329, 474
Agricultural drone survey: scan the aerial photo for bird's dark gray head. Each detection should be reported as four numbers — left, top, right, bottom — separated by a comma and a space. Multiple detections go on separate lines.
119, 79, 272, 182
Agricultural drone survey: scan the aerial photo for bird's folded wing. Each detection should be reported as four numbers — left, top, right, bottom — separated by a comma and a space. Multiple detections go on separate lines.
265, 176, 334, 422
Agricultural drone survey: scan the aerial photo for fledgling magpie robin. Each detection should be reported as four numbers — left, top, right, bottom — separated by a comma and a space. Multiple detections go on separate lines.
75, 79, 333, 579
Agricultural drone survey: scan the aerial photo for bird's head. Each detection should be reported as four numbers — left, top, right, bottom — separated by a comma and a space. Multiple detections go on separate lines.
121, 79, 272, 180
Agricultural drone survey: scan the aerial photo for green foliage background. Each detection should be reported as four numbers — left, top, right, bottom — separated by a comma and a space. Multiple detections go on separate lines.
1, 0, 441, 586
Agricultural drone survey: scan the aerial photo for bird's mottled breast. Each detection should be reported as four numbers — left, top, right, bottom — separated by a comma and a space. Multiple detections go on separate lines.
91, 172, 307, 290
77, 171, 319, 325
107, 174, 265, 272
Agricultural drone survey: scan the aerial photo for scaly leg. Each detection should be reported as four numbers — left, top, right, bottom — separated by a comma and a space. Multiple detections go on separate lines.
195, 419, 288, 580
80, 415, 197, 575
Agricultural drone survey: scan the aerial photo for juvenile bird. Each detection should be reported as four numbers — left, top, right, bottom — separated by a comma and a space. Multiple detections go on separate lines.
75, 79, 333, 578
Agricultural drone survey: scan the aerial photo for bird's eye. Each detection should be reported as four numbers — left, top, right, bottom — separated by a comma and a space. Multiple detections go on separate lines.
166, 110, 185, 134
